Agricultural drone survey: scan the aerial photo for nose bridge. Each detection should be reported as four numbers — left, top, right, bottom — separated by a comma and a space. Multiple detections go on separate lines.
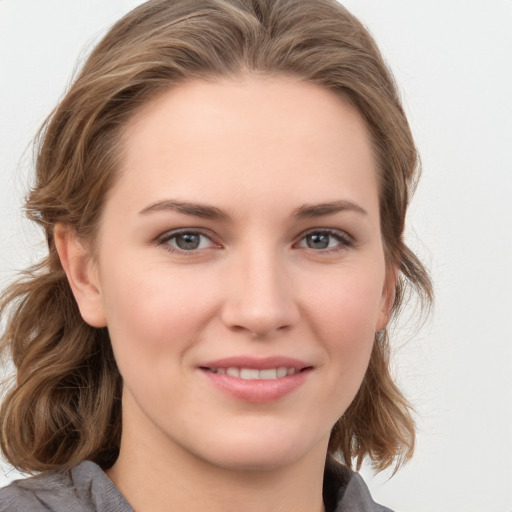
221, 240, 299, 337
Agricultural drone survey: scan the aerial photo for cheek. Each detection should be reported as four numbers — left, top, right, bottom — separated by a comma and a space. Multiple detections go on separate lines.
99, 262, 218, 370
305, 267, 384, 368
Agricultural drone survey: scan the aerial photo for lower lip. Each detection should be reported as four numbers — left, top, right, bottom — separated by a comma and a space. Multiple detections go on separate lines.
201, 369, 311, 403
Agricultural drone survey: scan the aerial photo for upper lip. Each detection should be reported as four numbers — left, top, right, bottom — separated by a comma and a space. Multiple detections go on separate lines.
199, 356, 312, 371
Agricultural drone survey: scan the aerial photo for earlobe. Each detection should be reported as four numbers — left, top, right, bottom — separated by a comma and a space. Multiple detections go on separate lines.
54, 223, 107, 328
376, 265, 399, 332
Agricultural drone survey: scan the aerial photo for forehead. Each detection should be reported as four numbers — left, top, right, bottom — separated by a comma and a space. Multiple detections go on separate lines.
112, 74, 379, 217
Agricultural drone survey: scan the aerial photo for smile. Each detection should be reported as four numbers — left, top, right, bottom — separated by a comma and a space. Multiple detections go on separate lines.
206, 367, 299, 379
199, 357, 313, 403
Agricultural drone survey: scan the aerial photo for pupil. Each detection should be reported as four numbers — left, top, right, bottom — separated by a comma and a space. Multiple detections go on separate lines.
307, 234, 329, 249
176, 233, 200, 250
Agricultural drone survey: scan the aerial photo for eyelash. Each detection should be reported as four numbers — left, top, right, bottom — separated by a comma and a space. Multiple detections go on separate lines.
157, 229, 217, 253
156, 228, 354, 254
295, 229, 355, 252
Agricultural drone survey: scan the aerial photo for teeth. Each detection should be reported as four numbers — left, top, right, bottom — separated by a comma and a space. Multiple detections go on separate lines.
277, 367, 288, 378
211, 367, 298, 380
240, 368, 259, 380
226, 367, 239, 377
259, 369, 277, 379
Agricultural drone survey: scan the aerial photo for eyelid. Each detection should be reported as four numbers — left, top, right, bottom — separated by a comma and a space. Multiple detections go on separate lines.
294, 228, 355, 251
154, 227, 354, 254
156, 228, 221, 253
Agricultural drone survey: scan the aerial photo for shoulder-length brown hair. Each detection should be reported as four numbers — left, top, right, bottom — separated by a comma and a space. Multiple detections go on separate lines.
1, 0, 432, 474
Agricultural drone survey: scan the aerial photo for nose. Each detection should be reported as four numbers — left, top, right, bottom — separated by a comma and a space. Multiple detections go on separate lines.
220, 246, 300, 338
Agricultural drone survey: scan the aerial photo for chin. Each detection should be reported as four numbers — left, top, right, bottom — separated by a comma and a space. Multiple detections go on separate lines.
188, 425, 326, 473
204, 447, 302, 473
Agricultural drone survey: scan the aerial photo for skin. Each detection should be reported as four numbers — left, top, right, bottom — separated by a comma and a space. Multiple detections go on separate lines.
56, 75, 395, 512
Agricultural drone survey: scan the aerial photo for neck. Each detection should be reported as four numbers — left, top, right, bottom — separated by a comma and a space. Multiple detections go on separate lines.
107, 415, 327, 512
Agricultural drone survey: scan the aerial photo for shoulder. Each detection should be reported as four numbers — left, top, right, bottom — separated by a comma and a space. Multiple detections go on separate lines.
0, 461, 133, 512
324, 457, 395, 512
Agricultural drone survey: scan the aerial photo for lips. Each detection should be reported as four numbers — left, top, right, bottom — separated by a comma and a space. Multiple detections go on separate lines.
206, 367, 298, 379
199, 356, 313, 403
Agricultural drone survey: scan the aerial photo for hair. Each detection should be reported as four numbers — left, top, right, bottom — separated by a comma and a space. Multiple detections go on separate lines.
1, 0, 432, 474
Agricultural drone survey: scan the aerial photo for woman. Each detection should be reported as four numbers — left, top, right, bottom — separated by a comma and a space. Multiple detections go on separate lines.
0, 0, 432, 510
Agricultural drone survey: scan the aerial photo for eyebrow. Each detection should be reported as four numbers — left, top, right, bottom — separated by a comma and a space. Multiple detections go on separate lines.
139, 198, 367, 220
139, 199, 229, 220
293, 200, 368, 218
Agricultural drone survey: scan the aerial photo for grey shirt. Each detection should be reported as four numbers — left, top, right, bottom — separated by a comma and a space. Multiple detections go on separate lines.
0, 459, 393, 511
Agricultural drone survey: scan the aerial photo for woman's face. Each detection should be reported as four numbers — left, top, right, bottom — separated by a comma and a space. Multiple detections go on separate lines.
80, 75, 393, 471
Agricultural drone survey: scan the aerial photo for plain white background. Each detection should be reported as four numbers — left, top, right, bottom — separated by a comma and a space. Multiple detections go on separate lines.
1, 1, 511, 511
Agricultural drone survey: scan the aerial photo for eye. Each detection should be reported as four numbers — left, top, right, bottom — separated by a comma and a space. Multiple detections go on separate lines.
158, 230, 217, 252
296, 229, 353, 251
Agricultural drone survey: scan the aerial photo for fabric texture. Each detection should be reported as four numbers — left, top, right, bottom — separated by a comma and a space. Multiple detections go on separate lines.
0, 458, 393, 511
0, 462, 133, 512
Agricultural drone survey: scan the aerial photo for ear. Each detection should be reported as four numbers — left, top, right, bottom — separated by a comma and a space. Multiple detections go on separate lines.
54, 223, 107, 328
376, 264, 399, 332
